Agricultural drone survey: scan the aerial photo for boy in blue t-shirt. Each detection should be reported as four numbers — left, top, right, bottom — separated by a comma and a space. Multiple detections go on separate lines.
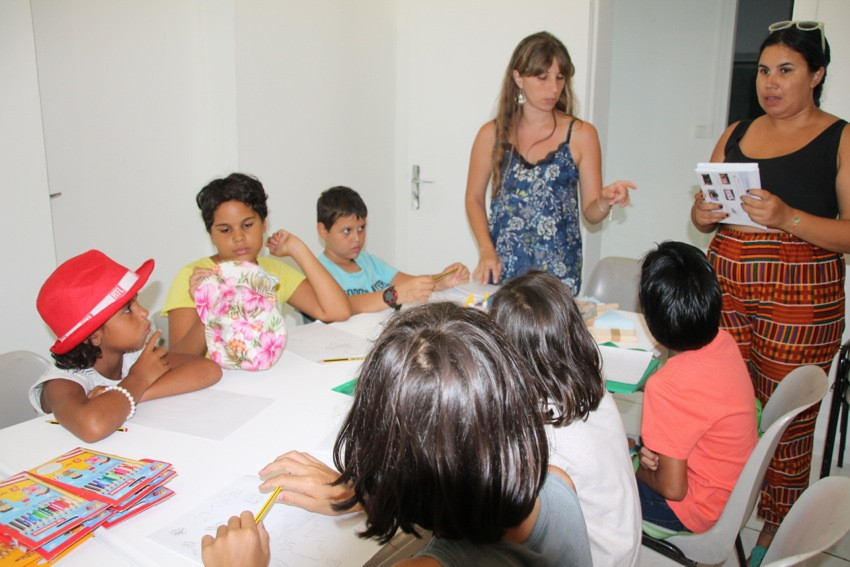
317, 186, 469, 313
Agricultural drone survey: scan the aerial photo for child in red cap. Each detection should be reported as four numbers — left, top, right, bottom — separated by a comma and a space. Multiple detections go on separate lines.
30, 250, 222, 442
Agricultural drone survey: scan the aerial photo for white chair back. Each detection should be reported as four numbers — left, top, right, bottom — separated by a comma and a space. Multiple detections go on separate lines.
0, 350, 50, 428
582, 256, 641, 312
761, 476, 850, 567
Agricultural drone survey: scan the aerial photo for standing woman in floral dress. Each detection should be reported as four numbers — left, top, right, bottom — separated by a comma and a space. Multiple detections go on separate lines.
465, 31, 635, 293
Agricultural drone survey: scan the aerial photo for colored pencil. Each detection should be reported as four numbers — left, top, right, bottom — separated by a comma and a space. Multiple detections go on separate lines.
320, 356, 365, 363
255, 486, 282, 524
48, 420, 127, 432
433, 267, 459, 283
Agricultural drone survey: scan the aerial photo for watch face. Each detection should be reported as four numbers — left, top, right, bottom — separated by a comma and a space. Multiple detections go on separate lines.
383, 287, 396, 305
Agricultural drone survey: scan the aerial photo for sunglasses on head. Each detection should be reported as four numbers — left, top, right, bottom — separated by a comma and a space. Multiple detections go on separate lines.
768, 20, 826, 53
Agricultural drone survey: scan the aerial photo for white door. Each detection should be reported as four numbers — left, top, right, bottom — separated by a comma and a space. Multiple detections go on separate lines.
394, 1, 595, 274
1, 0, 57, 355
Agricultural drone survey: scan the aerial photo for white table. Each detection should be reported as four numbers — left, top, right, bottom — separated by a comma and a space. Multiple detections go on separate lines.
0, 318, 388, 566
0, 307, 656, 566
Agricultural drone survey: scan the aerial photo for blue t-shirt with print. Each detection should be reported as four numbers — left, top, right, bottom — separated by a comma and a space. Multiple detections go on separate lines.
319, 251, 398, 295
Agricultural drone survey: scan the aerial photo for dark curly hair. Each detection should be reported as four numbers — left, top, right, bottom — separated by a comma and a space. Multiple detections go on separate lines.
196, 173, 269, 232
52, 339, 102, 370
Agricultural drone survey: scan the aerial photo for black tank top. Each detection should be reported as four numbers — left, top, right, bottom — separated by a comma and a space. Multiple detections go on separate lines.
724, 119, 846, 219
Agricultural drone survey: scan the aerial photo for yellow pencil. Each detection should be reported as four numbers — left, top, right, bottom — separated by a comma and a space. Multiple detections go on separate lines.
255, 486, 282, 524
48, 419, 127, 432
433, 267, 459, 283
321, 356, 366, 363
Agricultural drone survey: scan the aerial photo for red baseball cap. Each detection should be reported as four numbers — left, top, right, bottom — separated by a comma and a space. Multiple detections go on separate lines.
37, 250, 154, 354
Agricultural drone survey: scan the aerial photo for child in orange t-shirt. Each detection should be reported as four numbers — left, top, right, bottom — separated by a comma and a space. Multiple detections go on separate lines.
635, 241, 757, 533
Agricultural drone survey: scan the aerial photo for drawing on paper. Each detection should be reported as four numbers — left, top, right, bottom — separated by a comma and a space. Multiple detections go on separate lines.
148, 475, 377, 566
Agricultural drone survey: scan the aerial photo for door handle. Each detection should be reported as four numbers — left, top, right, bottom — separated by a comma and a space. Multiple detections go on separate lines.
411, 164, 433, 210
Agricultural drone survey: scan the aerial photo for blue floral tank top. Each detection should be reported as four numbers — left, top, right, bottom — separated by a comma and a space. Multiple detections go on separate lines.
489, 120, 581, 293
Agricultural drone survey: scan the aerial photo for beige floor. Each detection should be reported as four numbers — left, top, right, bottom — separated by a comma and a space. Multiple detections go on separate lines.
614, 384, 850, 567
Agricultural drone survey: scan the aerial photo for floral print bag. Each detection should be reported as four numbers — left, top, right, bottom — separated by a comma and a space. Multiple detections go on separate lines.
193, 261, 287, 370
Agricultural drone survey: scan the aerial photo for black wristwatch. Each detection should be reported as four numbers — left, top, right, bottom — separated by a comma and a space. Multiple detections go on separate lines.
382, 285, 401, 311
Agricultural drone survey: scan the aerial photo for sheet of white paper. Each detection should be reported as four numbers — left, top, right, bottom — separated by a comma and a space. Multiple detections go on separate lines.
599, 346, 654, 386
285, 322, 372, 363
131, 389, 275, 440
148, 475, 377, 566
431, 282, 500, 305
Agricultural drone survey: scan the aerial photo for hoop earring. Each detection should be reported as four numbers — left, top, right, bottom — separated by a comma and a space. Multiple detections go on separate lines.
517, 90, 526, 105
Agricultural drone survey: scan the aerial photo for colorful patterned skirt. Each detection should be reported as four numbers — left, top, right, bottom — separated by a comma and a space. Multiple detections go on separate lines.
708, 229, 845, 526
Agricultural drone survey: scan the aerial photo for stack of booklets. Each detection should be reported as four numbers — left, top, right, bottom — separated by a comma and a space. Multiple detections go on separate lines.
0, 448, 176, 565
695, 162, 765, 229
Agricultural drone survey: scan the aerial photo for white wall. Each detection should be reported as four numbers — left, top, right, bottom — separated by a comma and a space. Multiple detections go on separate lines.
582, 0, 616, 272
30, 0, 239, 312
598, 0, 736, 262
0, 1, 58, 354
28, 0, 396, 315
234, 0, 396, 262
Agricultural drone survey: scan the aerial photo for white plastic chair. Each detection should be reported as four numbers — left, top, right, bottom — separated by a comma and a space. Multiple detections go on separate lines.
582, 256, 641, 312
0, 350, 50, 428
759, 476, 850, 567
642, 365, 829, 566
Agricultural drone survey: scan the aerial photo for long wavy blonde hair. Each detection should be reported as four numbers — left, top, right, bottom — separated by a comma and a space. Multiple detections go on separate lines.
491, 32, 576, 197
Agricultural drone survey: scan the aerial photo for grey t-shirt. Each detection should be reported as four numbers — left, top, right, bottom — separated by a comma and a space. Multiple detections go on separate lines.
416, 472, 592, 566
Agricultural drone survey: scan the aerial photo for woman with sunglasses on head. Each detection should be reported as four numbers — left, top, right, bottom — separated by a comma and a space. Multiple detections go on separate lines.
691, 21, 848, 566
465, 31, 635, 293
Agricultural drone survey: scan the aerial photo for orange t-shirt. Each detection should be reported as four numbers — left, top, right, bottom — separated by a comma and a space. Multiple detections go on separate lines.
641, 330, 758, 533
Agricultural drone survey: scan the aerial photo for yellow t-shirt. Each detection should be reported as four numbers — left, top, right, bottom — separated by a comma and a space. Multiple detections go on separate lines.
161, 256, 306, 315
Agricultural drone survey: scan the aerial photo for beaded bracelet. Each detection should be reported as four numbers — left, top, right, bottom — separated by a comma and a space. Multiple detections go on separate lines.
104, 385, 137, 420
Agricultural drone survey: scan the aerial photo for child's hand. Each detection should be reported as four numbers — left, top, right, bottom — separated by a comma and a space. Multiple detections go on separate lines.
259, 451, 355, 516
639, 445, 660, 471
266, 229, 303, 258
435, 263, 470, 291
189, 267, 219, 298
601, 180, 636, 207
201, 511, 270, 567
127, 330, 170, 387
397, 276, 436, 304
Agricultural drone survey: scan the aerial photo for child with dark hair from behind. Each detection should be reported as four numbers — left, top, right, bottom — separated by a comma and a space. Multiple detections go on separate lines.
163, 173, 350, 355
635, 241, 757, 533
489, 270, 641, 566
30, 250, 221, 443
200, 302, 592, 567
317, 186, 469, 313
